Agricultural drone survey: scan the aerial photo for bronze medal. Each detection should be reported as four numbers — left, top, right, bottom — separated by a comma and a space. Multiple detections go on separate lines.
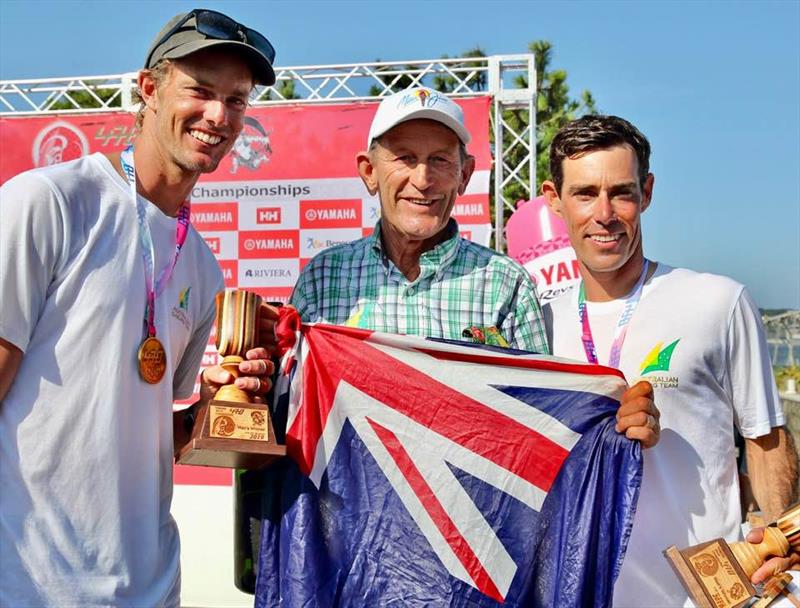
138, 336, 167, 384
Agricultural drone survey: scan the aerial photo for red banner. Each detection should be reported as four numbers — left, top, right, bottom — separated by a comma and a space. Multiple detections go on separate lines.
0, 98, 493, 486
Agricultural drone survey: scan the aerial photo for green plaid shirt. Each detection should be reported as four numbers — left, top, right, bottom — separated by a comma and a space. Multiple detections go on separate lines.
290, 220, 549, 353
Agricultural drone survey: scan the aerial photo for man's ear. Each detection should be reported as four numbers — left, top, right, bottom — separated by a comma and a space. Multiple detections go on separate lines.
457, 154, 476, 196
641, 173, 655, 213
356, 150, 378, 196
541, 180, 564, 218
137, 70, 160, 112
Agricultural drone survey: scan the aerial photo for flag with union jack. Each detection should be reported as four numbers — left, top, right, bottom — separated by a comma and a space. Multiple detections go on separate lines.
255, 324, 642, 607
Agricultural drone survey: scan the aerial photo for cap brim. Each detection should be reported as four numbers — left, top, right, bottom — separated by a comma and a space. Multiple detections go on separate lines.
161, 39, 276, 86
372, 107, 471, 145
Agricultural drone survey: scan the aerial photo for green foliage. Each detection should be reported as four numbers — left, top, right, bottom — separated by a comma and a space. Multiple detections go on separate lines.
512, 40, 597, 197
775, 366, 800, 392
262, 78, 300, 101
368, 61, 419, 97
433, 47, 488, 93
47, 88, 121, 111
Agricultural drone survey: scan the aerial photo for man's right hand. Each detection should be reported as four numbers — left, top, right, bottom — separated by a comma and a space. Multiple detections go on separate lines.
615, 380, 660, 449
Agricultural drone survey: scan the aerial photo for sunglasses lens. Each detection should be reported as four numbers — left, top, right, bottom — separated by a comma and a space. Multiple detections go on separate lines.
243, 29, 276, 64
195, 10, 239, 39
194, 10, 275, 65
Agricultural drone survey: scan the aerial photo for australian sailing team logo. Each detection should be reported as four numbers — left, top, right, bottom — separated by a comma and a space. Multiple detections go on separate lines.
172, 286, 192, 331
638, 339, 681, 389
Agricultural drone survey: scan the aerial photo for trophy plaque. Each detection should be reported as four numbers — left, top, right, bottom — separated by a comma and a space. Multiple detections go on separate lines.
665, 503, 800, 608
176, 289, 286, 469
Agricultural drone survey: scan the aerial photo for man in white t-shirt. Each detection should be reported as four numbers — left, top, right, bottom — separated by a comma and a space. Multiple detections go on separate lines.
0, 10, 279, 607
541, 114, 798, 606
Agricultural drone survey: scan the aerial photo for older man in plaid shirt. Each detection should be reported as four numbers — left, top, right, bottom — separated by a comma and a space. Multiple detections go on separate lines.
291, 87, 549, 352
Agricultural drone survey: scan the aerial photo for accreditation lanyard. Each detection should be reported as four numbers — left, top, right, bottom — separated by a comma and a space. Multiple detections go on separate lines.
578, 259, 649, 368
120, 146, 191, 338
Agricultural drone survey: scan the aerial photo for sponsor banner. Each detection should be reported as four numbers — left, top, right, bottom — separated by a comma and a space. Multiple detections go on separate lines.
300, 199, 362, 229
238, 259, 299, 288
190, 202, 238, 232
460, 224, 492, 248
217, 259, 238, 288
250, 286, 293, 304
300, 228, 364, 259
239, 229, 299, 259
362, 196, 381, 227
524, 247, 582, 303
200, 231, 238, 260
506, 196, 580, 303
451, 193, 490, 224
0, 97, 493, 488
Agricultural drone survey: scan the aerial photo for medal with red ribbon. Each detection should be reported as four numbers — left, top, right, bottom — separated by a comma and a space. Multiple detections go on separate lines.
120, 146, 191, 384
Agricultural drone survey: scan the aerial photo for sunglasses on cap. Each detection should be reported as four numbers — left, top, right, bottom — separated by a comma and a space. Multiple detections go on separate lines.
145, 8, 276, 68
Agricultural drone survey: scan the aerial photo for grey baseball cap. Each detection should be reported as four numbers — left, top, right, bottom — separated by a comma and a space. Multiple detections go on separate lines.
145, 9, 276, 86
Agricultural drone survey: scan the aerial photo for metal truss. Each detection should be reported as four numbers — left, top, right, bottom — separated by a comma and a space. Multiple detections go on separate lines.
0, 55, 536, 250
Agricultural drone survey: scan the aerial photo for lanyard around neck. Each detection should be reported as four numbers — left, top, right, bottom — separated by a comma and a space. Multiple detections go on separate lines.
578, 259, 649, 368
119, 146, 191, 338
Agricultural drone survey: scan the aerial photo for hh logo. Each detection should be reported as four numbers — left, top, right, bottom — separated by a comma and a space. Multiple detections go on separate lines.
300, 199, 362, 229
204, 237, 221, 255
257, 207, 282, 225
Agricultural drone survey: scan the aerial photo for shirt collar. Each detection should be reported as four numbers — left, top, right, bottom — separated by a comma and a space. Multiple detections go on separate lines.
369, 219, 462, 280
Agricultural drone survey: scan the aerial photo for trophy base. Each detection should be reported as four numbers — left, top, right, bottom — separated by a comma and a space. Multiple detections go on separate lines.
664, 540, 755, 608
176, 399, 286, 469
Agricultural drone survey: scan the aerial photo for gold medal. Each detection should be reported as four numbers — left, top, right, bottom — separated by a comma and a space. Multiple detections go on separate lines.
138, 336, 167, 384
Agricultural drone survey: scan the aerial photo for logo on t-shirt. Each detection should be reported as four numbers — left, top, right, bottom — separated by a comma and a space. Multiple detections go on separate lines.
638, 339, 680, 388
179, 287, 191, 311
172, 286, 192, 332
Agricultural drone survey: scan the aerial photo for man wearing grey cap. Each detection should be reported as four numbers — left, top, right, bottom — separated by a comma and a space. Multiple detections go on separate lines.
0, 9, 276, 606
291, 87, 550, 351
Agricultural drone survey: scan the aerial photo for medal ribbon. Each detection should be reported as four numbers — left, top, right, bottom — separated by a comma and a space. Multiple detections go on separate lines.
578, 259, 649, 368
120, 146, 191, 337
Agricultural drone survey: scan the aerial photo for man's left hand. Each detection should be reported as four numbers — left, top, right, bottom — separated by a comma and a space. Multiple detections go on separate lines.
746, 526, 800, 584
616, 380, 660, 449
200, 347, 275, 403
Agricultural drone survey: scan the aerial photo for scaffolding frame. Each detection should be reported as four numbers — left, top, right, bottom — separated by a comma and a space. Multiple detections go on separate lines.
0, 55, 536, 251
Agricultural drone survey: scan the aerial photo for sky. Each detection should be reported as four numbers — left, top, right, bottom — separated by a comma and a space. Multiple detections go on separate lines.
1, 0, 798, 309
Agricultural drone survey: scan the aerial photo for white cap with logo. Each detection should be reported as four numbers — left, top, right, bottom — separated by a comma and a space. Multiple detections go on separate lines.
367, 87, 471, 147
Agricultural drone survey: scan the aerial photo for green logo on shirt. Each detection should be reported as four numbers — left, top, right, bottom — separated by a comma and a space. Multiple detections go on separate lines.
178, 287, 191, 311
639, 339, 680, 375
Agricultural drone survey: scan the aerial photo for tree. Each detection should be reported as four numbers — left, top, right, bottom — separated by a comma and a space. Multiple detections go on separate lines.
433, 47, 488, 93
519, 40, 597, 194
368, 61, 419, 97
262, 78, 300, 101
47, 87, 121, 111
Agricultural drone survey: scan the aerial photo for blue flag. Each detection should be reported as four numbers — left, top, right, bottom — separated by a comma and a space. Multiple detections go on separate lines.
255, 324, 642, 607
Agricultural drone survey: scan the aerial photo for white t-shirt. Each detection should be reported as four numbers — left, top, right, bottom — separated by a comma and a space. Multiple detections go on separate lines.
0, 154, 223, 607
545, 263, 784, 608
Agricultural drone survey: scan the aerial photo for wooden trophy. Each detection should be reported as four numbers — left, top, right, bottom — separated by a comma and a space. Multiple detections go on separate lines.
176, 289, 286, 469
665, 503, 800, 608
